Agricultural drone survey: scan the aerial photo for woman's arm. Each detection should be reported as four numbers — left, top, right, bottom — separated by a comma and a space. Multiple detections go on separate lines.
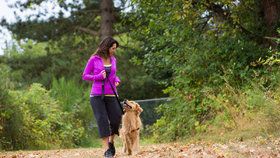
82, 58, 105, 81
115, 76, 121, 86
115, 76, 121, 83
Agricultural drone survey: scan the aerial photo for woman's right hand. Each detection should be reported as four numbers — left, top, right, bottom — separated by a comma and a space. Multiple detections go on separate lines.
101, 70, 106, 79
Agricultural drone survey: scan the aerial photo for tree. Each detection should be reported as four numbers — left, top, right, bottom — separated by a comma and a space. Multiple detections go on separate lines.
262, 0, 279, 37
100, 0, 114, 39
1, 0, 124, 41
0, 0, 121, 87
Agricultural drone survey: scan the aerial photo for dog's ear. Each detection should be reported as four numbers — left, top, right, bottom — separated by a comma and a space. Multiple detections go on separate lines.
136, 103, 143, 113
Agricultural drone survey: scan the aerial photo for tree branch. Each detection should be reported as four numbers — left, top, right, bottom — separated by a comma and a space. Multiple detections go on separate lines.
75, 26, 99, 36
113, 30, 129, 35
204, 2, 263, 41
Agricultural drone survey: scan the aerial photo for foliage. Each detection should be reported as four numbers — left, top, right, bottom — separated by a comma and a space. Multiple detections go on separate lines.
127, 0, 279, 141
256, 29, 280, 66
0, 64, 15, 101
0, 64, 15, 150
0, 83, 85, 150
51, 77, 84, 112
115, 35, 167, 100
50, 77, 100, 147
207, 75, 280, 134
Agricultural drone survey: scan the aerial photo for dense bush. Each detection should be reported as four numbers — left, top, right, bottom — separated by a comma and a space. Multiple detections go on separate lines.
0, 82, 85, 150
50, 77, 100, 147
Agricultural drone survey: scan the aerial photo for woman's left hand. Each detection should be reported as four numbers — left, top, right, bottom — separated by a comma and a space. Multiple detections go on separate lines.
115, 82, 120, 87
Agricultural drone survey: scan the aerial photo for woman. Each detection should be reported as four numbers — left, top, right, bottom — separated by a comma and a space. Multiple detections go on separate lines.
82, 37, 122, 158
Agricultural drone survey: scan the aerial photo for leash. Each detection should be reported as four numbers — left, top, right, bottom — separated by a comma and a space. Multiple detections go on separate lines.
101, 80, 105, 100
106, 77, 124, 115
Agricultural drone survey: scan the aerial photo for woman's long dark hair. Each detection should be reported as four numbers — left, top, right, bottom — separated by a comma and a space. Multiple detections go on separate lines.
93, 37, 119, 59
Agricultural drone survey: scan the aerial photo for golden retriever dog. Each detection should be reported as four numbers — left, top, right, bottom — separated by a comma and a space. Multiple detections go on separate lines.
119, 100, 143, 155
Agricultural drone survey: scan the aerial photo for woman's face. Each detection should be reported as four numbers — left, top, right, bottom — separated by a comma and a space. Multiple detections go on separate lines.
109, 43, 117, 56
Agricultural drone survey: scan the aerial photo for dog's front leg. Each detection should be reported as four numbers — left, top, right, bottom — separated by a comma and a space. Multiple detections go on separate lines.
126, 135, 132, 155
134, 131, 140, 154
128, 146, 132, 155
123, 140, 127, 153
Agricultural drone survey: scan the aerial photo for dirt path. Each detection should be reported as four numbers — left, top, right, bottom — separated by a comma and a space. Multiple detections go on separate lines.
1, 136, 280, 158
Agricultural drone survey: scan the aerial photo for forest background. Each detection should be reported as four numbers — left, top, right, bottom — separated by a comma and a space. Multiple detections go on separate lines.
0, 0, 279, 151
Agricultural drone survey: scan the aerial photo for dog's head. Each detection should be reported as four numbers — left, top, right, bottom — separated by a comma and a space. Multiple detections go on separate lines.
123, 100, 143, 114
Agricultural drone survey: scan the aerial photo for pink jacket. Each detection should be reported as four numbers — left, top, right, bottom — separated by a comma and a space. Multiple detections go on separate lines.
82, 54, 121, 96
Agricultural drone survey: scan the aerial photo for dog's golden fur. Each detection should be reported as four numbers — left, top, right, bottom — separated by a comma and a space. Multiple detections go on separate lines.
119, 100, 143, 155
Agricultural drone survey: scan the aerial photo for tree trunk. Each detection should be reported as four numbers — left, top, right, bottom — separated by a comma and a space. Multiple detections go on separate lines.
100, 0, 114, 40
262, 0, 280, 37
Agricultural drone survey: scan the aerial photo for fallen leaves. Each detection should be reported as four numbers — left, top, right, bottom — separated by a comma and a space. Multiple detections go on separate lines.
1, 136, 280, 158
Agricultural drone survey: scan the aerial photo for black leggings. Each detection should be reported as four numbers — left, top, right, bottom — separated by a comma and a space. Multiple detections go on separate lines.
90, 96, 122, 138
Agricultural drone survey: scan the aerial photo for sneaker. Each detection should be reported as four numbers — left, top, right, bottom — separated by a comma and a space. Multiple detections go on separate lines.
108, 142, 116, 156
104, 148, 113, 158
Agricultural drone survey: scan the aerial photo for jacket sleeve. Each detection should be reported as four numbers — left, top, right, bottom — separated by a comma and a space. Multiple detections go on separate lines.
82, 57, 104, 81
114, 57, 121, 83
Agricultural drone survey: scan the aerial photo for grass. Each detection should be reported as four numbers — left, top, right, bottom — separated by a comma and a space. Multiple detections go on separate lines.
183, 105, 280, 145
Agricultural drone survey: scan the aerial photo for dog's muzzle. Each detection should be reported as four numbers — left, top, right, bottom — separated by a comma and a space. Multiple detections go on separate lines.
122, 99, 132, 109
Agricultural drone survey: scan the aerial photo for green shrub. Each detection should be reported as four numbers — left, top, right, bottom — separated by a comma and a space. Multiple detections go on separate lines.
50, 77, 99, 147
1, 83, 85, 150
